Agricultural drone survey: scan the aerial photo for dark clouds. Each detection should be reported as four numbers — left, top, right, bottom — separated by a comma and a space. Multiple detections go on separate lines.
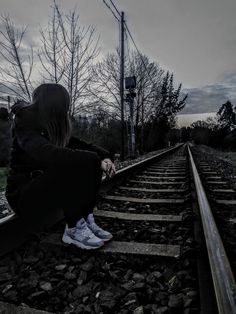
1, 0, 236, 87
0, 0, 236, 115
182, 73, 236, 114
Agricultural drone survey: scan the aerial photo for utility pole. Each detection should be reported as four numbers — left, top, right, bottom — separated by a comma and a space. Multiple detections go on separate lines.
120, 11, 125, 161
129, 91, 135, 158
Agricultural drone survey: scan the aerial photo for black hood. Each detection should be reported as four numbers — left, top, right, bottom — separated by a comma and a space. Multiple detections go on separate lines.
11, 100, 30, 115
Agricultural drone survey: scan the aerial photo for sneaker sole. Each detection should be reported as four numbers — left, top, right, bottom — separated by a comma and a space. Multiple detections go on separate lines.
62, 234, 104, 250
88, 227, 113, 242
101, 235, 113, 242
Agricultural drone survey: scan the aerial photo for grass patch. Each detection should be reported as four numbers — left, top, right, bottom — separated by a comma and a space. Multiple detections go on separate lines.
0, 167, 8, 192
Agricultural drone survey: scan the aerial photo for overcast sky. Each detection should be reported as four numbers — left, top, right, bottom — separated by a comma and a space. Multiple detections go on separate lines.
1, 0, 236, 114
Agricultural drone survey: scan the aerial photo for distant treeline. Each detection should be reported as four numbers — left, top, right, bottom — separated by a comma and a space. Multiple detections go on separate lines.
1, 100, 236, 167
180, 100, 236, 150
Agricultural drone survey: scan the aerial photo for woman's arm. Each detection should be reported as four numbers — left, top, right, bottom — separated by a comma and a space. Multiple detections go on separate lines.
67, 136, 114, 162
67, 137, 116, 177
14, 108, 113, 171
16, 127, 100, 169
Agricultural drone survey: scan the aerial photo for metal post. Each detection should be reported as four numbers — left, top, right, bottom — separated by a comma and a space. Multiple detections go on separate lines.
129, 91, 135, 158
7, 96, 10, 112
120, 11, 125, 161
127, 97, 131, 157
140, 101, 144, 154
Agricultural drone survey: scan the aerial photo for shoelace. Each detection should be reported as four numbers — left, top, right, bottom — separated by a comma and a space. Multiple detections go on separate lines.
75, 222, 94, 238
89, 222, 103, 232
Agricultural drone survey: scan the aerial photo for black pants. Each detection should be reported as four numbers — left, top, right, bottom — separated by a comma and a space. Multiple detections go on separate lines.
14, 163, 102, 228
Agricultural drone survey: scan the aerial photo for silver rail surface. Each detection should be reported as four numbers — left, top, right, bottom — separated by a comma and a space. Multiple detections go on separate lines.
188, 145, 236, 314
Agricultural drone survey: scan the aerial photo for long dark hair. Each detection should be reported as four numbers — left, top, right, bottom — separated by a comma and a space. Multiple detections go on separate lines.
32, 83, 71, 147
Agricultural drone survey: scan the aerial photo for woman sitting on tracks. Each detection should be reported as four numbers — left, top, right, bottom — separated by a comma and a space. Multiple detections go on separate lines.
5, 83, 116, 250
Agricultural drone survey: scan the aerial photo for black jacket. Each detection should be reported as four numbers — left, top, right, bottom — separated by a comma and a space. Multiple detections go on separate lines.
5, 104, 112, 207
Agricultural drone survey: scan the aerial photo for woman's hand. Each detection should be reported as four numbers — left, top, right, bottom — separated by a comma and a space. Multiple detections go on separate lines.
101, 158, 116, 178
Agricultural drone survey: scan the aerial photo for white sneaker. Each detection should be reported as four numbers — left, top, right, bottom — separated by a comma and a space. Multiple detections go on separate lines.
62, 218, 104, 250
87, 213, 113, 242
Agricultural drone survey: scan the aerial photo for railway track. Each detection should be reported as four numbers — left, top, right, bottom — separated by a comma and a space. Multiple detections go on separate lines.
0, 144, 235, 313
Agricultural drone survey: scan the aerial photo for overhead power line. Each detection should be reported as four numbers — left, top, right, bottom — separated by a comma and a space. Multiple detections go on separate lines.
101, 0, 157, 86
102, 0, 120, 22
124, 21, 157, 87
125, 27, 131, 70
108, 0, 121, 17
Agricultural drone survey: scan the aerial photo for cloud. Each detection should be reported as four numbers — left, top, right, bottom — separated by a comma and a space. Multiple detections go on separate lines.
181, 73, 236, 114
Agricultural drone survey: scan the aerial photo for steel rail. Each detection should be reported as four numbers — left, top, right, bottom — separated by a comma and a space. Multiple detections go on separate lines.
0, 143, 183, 257
188, 145, 236, 314
102, 143, 184, 189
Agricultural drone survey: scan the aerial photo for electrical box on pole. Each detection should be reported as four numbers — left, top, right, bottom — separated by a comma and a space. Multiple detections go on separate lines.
125, 76, 136, 89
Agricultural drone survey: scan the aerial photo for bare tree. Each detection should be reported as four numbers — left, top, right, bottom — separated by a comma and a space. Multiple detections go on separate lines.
89, 50, 164, 152
39, 2, 99, 116
38, 4, 65, 84
0, 15, 33, 102
88, 51, 121, 118
127, 52, 164, 122
89, 50, 163, 118
126, 52, 164, 153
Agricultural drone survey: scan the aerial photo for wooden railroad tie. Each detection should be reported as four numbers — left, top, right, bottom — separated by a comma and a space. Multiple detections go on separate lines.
103, 195, 186, 204
207, 181, 228, 185
94, 209, 183, 222
143, 171, 186, 176
147, 169, 186, 173
129, 180, 186, 186
152, 163, 185, 165
149, 166, 187, 168
211, 189, 235, 193
158, 162, 186, 165
118, 186, 188, 193
215, 200, 236, 205
0, 301, 51, 314
42, 234, 180, 258
101, 241, 180, 258
154, 160, 185, 163
136, 175, 186, 180
150, 166, 186, 169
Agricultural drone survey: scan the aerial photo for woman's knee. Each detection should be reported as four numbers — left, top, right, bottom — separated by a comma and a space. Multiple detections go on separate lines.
55, 157, 101, 176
